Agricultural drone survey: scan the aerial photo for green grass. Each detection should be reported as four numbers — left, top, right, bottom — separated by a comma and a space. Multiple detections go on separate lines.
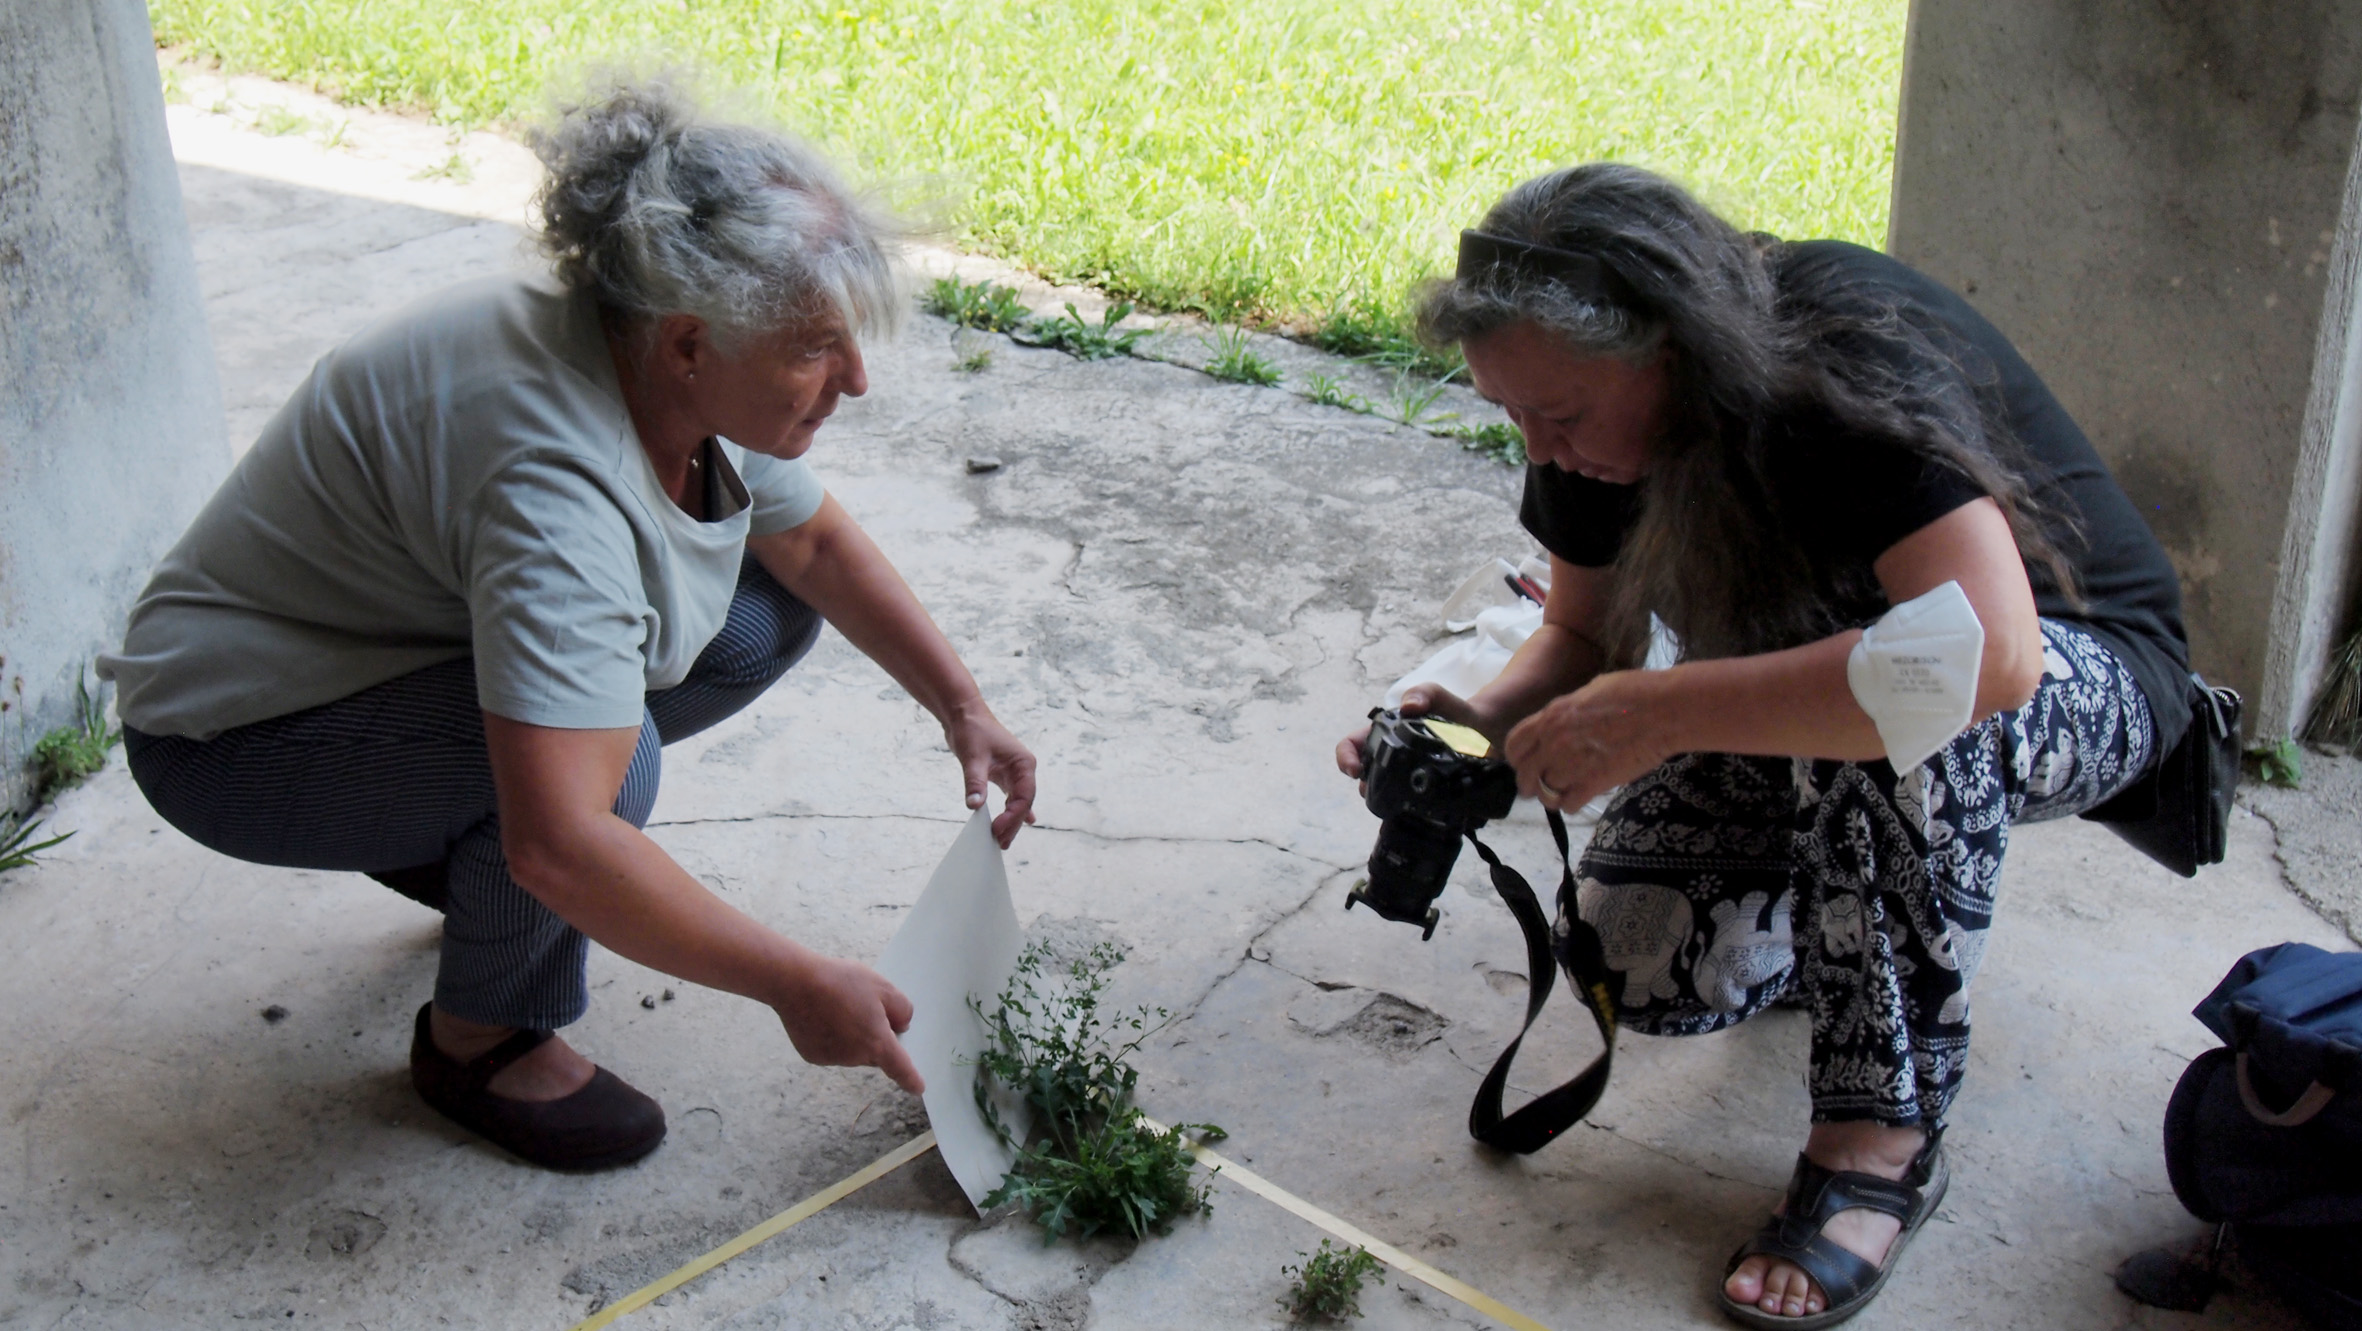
150, 0, 1907, 345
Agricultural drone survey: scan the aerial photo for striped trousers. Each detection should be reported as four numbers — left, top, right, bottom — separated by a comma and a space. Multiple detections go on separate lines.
124, 558, 821, 1029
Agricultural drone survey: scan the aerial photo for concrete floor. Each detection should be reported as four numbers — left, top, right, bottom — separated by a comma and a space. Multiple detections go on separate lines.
1, 69, 2350, 1331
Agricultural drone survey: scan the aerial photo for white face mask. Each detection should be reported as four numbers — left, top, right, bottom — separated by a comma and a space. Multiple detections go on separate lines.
1847, 580, 1986, 771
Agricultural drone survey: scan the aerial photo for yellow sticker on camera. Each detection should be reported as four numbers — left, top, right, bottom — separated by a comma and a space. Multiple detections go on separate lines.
1419, 719, 1492, 759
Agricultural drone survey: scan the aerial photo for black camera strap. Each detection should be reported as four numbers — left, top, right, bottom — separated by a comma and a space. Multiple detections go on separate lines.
1462, 809, 1619, 1154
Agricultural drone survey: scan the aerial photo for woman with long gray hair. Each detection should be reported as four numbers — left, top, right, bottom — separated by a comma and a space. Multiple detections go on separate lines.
1338, 164, 2188, 1326
100, 82, 1034, 1171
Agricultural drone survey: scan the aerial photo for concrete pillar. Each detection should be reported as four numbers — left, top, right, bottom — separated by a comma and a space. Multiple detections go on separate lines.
0, 0, 227, 806
2261, 123, 2362, 741
1886, 1, 2362, 721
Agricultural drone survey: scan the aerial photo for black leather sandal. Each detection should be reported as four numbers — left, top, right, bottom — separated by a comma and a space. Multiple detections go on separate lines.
408, 1004, 666, 1171
1718, 1134, 1948, 1329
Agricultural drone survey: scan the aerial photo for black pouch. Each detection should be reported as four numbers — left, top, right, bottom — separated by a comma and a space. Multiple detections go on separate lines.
2081, 673, 2242, 878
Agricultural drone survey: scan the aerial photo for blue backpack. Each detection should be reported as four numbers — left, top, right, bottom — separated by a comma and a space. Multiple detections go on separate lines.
2118, 943, 2362, 1327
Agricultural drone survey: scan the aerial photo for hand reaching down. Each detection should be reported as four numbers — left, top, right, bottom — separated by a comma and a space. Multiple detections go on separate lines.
945, 703, 1038, 848
774, 953, 925, 1094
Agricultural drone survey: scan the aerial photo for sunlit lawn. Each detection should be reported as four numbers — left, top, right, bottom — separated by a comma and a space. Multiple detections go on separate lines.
151, 0, 1905, 344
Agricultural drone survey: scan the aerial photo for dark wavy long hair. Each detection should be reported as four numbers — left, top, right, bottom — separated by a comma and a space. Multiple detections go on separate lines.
1416, 163, 2076, 667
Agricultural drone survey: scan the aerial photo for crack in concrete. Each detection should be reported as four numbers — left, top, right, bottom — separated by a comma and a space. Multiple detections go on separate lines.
1568, 1119, 1767, 1193
1163, 865, 1360, 1034
648, 809, 1353, 873
1249, 933, 1769, 1198
2238, 795, 2361, 942
648, 809, 968, 831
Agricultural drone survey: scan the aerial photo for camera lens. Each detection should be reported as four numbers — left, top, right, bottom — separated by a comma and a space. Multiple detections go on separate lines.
1354, 813, 1461, 940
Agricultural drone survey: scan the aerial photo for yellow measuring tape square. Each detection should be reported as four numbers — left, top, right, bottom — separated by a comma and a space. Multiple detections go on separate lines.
566, 1124, 1551, 1331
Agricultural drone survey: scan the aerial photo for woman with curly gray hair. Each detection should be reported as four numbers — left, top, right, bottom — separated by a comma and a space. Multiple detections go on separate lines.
1339, 164, 2189, 1326
100, 82, 1035, 1171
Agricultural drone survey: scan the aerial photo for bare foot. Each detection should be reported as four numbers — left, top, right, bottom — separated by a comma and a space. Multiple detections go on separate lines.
429, 1005, 596, 1102
1723, 1122, 1926, 1319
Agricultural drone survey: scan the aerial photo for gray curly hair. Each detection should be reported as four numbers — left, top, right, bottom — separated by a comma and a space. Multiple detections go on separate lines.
526, 79, 903, 350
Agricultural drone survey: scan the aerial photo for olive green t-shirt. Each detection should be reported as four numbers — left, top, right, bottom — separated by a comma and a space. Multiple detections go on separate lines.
100, 274, 826, 739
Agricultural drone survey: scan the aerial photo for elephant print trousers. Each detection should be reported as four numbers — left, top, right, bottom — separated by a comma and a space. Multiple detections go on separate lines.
1557, 620, 2157, 1128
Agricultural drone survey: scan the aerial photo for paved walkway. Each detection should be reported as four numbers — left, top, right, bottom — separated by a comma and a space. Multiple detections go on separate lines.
0, 66, 2342, 1331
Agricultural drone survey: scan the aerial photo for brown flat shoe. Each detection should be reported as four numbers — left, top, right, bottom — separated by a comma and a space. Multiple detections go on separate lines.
408, 1004, 665, 1171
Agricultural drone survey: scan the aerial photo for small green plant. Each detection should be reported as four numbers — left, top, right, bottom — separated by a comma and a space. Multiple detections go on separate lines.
2251, 737, 2304, 789
1280, 1240, 1386, 1321
1018, 303, 1148, 361
1309, 307, 1463, 382
411, 151, 473, 183
924, 276, 1031, 332
0, 811, 71, 874
32, 671, 118, 801
253, 104, 315, 136
954, 343, 995, 373
1202, 327, 1282, 386
1447, 421, 1526, 466
2302, 627, 2362, 750
1383, 374, 1455, 429
1300, 371, 1368, 413
972, 943, 1224, 1242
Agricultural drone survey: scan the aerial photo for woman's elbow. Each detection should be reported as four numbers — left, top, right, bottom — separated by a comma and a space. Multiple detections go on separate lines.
501, 824, 586, 910
1977, 636, 2045, 715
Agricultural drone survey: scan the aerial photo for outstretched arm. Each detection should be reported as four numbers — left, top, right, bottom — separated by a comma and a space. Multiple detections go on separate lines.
484, 713, 925, 1092
748, 494, 1037, 846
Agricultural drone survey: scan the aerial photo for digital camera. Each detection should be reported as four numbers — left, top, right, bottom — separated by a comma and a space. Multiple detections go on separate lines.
1349, 708, 1518, 940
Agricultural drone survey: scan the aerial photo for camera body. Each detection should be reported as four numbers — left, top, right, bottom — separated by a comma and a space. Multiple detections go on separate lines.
1350, 708, 1519, 940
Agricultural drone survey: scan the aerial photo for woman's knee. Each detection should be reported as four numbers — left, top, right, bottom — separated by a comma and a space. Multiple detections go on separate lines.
1566, 876, 1797, 1034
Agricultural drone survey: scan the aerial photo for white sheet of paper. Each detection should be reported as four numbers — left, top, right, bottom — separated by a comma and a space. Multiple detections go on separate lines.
875, 809, 1030, 1211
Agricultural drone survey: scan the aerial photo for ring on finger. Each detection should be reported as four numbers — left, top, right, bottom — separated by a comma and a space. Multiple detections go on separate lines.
1537, 775, 1564, 802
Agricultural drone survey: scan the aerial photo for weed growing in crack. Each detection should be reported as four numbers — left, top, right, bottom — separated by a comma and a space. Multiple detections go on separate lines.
0, 811, 71, 875
1384, 374, 1455, 429
1017, 303, 1147, 361
1300, 371, 1368, 413
2250, 737, 2303, 789
924, 276, 1030, 332
1310, 306, 1463, 383
253, 103, 314, 136
1202, 327, 1282, 386
411, 150, 473, 183
1446, 421, 1525, 466
971, 943, 1224, 1242
32, 670, 117, 802
1280, 1240, 1386, 1321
